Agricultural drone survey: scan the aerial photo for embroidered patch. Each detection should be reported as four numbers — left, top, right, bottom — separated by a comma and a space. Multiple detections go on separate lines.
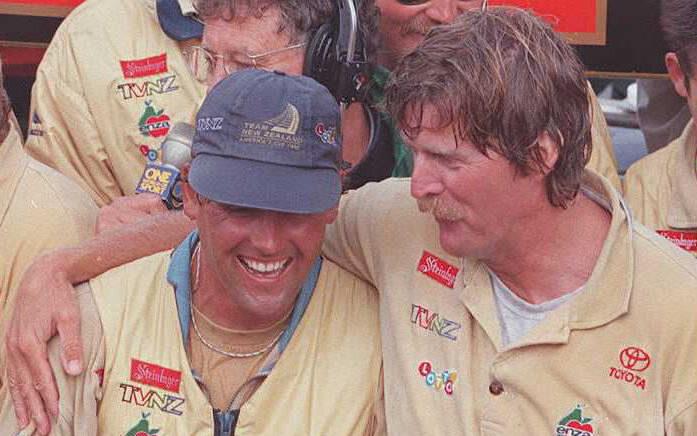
117, 75, 179, 100
125, 411, 161, 436
410, 304, 461, 341
130, 358, 182, 393
314, 122, 337, 144
656, 230, 697, 253
555, 405, 595, 435
29, 111, 44, 137
197, 116, 224, 131
417, 360, 457, 396
120, 383, 186, 416
120, 53, 168, 79
417, 251, 459, 288
139, 145, 160, 162
139, 100, 171, 138
608, 346, 650, 391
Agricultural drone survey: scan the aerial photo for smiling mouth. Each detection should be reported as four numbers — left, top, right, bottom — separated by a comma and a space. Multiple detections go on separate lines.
238, 256, 292, 278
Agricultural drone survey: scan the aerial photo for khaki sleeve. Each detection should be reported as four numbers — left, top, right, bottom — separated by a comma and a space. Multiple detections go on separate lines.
0, 284, 105, 435
24, 29, 122, 206
322, 185, 384, 287
587, 83, 622, 192
667, 400, 697, 435
363, 367, 386, 436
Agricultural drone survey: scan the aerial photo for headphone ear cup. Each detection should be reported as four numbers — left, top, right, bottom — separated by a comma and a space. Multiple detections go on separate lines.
303, 22, 339, 94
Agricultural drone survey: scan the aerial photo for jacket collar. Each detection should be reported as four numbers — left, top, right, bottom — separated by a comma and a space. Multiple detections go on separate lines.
459, 171, 634, 350
667, 120, 697, 229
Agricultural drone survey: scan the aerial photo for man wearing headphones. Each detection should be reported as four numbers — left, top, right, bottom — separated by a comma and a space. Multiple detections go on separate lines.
24, 0, 387, 208
0, 69, 384, 436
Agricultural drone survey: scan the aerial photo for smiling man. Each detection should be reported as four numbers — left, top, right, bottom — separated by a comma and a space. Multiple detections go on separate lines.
0, 70, 383, 435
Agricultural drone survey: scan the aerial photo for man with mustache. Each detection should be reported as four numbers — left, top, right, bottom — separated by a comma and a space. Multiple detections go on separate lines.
322, 7, 697, 433
4, 0, 623, 428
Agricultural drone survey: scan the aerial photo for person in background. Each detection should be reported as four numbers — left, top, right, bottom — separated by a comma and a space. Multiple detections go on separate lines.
0, 59, 97, 383
624, 0, 697, 256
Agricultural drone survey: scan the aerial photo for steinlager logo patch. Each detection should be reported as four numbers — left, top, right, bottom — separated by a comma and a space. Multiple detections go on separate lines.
555, 405, 594, 436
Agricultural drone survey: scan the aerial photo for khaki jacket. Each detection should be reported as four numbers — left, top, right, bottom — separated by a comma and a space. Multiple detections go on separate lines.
0, 125, 97, 377
324, 172, 697, 435
0, 250, 383, 435
24, 0, 205, 205
624, 121, 697, 255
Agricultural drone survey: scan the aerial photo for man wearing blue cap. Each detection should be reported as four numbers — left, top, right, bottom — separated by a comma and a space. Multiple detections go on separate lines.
0, 69, 383, 435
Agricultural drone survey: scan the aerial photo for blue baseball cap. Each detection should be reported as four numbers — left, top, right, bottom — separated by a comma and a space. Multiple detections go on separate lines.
156, 0, 203, 41
189, 69, 342, 214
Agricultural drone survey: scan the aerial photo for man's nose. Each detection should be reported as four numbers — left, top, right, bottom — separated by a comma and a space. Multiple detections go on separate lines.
249, 213, 284, 255
424, 0, 461, 24
411, 154, 444, 199
206, 60, 227, 90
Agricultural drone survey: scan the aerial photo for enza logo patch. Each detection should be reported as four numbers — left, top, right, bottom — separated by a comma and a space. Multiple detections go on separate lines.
117, 75, 179, 100
197, 117, 224, 131
130, 359, 182, 393
556, 405, 595, 436
417, 361, 457, 396
417, 251, 459, 288
609, 346, 651, 391
410, 304, 461, 341
125, 412, 160, 436
120, 53, 168, 78
656, 230, 697, 253
139, 100, 171, 138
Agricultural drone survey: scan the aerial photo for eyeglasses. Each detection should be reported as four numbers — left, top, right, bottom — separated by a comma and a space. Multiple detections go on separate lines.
184, 42, 307, 83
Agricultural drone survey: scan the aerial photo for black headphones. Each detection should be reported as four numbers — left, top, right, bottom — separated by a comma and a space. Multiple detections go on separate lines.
303, 0, 371, 104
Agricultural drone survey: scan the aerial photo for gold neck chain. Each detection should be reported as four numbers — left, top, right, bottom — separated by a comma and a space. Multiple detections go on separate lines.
190, 243, 285, 358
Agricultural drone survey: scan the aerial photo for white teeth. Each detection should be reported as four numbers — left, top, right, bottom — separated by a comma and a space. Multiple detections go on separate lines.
241, 258, 288, 274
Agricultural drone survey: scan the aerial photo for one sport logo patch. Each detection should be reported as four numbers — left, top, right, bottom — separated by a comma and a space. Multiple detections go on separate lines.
608, 346, 651, 391
130, 358, 182, 393
139, 100, 171, 138
555, 405, 595, 436
120, 53, 168, 78
417, 251, 459, 288
117, 75, 179, 100
656, 230, 697, 253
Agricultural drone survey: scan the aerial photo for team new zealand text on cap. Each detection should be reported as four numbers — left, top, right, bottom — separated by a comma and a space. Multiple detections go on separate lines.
189, 69, 342, 214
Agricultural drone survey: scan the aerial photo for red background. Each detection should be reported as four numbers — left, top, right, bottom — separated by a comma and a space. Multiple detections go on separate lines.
489, 0, 597, 33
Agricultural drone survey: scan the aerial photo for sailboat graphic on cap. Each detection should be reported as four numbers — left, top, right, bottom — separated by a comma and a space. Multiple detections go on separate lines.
263, 103, 300, 135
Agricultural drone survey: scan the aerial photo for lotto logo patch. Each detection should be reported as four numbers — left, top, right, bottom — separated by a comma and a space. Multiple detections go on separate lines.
417, 251, 459, 288
120, 53, 168, 78
656, 230, 697, 252
417, 361, 457, 396
130, 358, 182, 393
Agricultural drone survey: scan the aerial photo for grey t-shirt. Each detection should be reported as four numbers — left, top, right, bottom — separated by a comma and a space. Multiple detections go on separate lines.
490, 271, 585, 347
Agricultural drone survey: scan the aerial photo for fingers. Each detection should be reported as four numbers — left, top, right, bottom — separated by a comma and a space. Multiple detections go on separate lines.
96, 193, 168, 233
6, 349, 52, 435
56, 304, 84, 376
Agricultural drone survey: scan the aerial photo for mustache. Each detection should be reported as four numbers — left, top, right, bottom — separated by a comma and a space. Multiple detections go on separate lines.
399, 16, 436, 36
417, 196, 466, 221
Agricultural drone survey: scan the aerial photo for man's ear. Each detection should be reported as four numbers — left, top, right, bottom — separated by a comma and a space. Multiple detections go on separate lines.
322, 205, 339, 224
182, 178, 201, 222
536, 131, 559, 175
666, 52, 690, 98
